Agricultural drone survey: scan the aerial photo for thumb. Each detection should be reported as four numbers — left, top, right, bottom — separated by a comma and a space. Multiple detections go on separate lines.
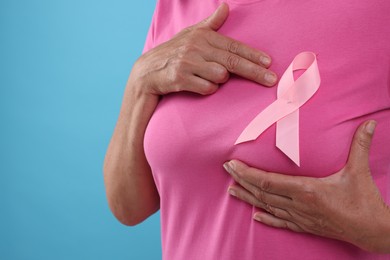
198, 3, 229, 30
346, 120, 377, 170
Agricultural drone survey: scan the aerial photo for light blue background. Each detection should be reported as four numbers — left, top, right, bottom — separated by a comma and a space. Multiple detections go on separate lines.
0, 1, 161, 259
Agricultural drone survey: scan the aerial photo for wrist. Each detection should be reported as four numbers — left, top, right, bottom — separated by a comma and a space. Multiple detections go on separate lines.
124, 59, 161, 107
122, 78, 159, 120
129, 55, 161, 97
357, 206, 390, 253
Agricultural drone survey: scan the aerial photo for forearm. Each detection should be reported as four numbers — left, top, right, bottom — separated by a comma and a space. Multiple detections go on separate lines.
103, 1, 277, 226
104, 73, 160, 226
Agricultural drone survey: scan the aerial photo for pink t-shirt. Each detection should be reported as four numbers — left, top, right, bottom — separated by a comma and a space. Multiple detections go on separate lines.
143, 0, 390, 259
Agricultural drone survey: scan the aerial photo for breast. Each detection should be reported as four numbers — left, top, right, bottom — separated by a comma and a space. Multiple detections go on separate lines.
144, 70, 385, 183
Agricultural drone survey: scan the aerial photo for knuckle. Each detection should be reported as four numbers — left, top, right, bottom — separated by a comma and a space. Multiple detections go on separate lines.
308, 218, 327, 235
169, 62, 182, 79
168, 55, 182, 70
282, 222, 289, 230
177, 29, 204, 51
273, 209, 281, 218
214, 68, 229, 83
170, 78, 184, 92
248, 51, 260, 64
226, 54, 240, 72
317, 218, 327, 232
284, 221, 292, 230
167, 69, 179, 85
171, 85, 182, 93
198, 82, 218, 95
286, 222, 301, 233
266, 205, 275, 215
250, 66, 266, 82
227, 40, 240, 54
178, 43, 196, 57
254, 200, 265, 209
248, 195, 264, 208
174, 58, 187, 68
354, 134, 371, 152
236, 164, 248, 177
168, 79, 182, 93
254, 189, 266, 202
167, 67, 185, 91
257, 178, 272, 193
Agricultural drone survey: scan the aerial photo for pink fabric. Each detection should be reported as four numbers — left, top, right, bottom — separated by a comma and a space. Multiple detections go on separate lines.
143, 0, 390, 259
235, 52, 321, 166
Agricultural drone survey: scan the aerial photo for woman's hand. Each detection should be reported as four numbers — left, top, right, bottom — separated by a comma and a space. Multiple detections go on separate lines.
104, 3, 277, 226
224, 120, 390, 253
131, 3, 277, 96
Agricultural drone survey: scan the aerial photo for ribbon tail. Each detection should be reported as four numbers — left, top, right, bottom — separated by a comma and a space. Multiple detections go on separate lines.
234, 52, 320, 167
276, 109, 300, 166
235, 99, 297, 145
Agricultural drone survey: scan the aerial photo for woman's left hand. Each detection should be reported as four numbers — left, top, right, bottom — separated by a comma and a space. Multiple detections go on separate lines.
223, 120, 390, 253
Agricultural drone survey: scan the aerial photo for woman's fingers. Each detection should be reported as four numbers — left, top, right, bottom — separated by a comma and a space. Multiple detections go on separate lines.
137, 3, 278, 96
346, 120, 376, 173
180, 75, 219, 95
208, 33, 272, 68
224, 121, 390, 253
228, 183, 293, 212
197, 2, 229, 30
208, 48, 277, 86
192, 62, 229, 84
224, 160, 303, 198
253, 211, 304, 233
180, 27, 277, 87
227, 182, 303, 233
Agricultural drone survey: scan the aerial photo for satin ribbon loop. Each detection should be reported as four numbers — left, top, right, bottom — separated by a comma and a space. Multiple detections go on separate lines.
235, 52, 321, 166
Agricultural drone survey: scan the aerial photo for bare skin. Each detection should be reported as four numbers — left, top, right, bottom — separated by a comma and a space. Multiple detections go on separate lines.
224, 121, 390, 253
103, 3, 276, 226
104, 2, 390, 254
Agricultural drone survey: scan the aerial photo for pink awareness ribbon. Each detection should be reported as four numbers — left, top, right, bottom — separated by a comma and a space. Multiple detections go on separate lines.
235, 52, 321, 166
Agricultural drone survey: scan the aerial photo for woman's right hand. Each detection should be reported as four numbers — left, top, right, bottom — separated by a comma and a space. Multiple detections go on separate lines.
131, 3, 278, 97
104, 3, 277, 226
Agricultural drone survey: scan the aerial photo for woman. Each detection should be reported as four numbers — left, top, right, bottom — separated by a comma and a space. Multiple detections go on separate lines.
104, 1, 390, 259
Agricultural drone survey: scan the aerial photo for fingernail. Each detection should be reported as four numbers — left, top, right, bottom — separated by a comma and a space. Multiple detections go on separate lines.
365, 121, 377, 135
228, 188, 236, 197
223, 161, 234, 175
253, 213, 262, 222
264, 72, 277, 85
260, 56, 271, 67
